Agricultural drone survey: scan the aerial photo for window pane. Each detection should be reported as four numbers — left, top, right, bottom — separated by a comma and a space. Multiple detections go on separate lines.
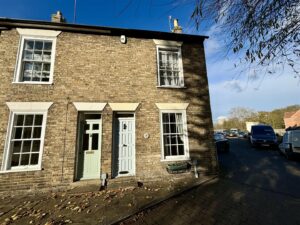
178, 145, 184, 155
43, 63, 51, 72
44, 42, 52, 50
11, 154, 20, 167
24, 50, 33, 60
33, 51, 42, 60
23, 127, 32, 139
171, 145, 177, 156
16, 115, 24, 126
20, 154, 30, 166
169, 113, 176, 123
162, 113, 169, 123
170, 124, 177, 133
32, 72, 41, 81
23, 141, 31, 153
163, 123, 169, 133
33, 63, 42, 72
25, 115, 34, 126
33, 127, 42, 138
25, 41, 34, 50
30, 153, 39, 165
176, 124, 183, 134
176, 113, 183, 123
41, 75, 49, 82
164, 135, 171, 145
24, 62, 33, 71
14, 127, 23, 139
170, 135, 177, 145
12, 141, 22, 153
32, 140, 40, 152
164, 145, 171, 156
93, 124, 99, 130
35, 41, 43, 50
92, 133, 99, 150
178, 135, 184, 145
23, 71, 32, 81
43, 52, 51, 61
34, 115, 43, 125
160, 76, 166, 86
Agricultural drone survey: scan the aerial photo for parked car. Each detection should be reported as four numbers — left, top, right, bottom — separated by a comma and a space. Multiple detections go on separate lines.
279, 127, 300, 159
229, 128, 239, 137
238, 131, 248, 138
214, 133, 230, 153
249, 124, 278, 148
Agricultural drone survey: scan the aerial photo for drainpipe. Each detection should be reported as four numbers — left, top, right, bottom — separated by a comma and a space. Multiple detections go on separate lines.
193, 159, 199, 178
61, 97, 70, 182
100, 173, 108, 190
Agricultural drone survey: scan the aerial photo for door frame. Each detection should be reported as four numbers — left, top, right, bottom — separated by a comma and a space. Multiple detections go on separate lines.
112, 112, 136, 178
75, 112, 102, 181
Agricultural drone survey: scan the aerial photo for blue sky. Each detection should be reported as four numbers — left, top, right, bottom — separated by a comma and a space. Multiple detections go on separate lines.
1, 0, 299, 121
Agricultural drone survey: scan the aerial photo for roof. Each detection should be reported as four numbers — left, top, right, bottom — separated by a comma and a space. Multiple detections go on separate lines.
0, 17, 208, 43
284, 111, 297, 119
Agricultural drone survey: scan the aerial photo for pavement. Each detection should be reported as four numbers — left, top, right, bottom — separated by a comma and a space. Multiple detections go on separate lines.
0, 174, 214, 225
1, 138, 300, 225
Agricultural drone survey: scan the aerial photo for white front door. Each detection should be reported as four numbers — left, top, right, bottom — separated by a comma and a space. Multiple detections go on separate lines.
77, 115, 101, 180
114, 115, 135, 177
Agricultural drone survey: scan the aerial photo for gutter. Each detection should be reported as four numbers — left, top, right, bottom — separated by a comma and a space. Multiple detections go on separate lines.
0, 17, 209, 43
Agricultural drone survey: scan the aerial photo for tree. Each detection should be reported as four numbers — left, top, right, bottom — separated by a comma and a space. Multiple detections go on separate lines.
229, 107, 257, 121
191, 0, 300, 76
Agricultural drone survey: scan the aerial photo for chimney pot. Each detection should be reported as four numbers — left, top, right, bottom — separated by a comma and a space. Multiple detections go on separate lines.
51, 11, 65, 23
172, 18, 182, 33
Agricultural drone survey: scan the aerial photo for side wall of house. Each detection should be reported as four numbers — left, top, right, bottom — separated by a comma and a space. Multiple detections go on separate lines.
0, 29, 217, 193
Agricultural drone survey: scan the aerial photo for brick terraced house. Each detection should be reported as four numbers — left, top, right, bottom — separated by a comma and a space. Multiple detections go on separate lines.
0, 13, 217, 193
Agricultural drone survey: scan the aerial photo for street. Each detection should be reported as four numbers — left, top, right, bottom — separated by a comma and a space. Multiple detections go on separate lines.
123, 138, 300, 225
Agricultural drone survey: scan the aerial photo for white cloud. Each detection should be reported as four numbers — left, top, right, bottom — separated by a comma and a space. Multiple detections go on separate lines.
224, 80, 243, 92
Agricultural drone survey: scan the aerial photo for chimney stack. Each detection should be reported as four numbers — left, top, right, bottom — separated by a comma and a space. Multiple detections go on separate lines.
51, 11, 65, 23
172, 19, 182, 33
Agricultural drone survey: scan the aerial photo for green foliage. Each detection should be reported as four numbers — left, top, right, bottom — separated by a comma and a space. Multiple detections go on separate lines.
214, 105, 300, 130
192, 0, 300, 76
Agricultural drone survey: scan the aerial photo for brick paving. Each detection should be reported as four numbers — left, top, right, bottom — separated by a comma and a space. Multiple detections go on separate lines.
122, 177, 300, 225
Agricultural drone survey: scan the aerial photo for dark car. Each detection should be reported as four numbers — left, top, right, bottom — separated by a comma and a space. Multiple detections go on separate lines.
249, 124, 277, 148
214, 133, 230, 153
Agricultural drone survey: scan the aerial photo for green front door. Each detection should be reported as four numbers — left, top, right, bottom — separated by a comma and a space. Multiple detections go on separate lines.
78, 114, 101, 180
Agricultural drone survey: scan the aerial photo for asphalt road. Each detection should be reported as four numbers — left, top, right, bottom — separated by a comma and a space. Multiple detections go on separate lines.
124, 138, 300, 225
220, 138, 300, 198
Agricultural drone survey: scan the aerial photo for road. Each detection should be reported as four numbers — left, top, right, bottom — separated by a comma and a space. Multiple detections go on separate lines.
220, 138, 300, 198
123, 138, 300, 225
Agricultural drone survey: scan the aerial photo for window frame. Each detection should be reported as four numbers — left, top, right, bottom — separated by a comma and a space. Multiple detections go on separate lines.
159, 109, 189, 161
14, 35, 57, 84
2, 109, 48, 172
156, 45, 184, 88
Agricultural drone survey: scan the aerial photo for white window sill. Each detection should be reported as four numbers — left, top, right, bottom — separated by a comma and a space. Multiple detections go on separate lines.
156, 86, 187, 89
12, 82, 53, 85
161, 157, 190, 162
0, 168, 42, 174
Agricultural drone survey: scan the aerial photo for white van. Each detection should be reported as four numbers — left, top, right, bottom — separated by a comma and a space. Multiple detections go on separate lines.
279, 127, 300, 159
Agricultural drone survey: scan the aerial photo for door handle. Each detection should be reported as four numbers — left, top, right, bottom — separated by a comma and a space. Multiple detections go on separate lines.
123, 144, 127, 147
